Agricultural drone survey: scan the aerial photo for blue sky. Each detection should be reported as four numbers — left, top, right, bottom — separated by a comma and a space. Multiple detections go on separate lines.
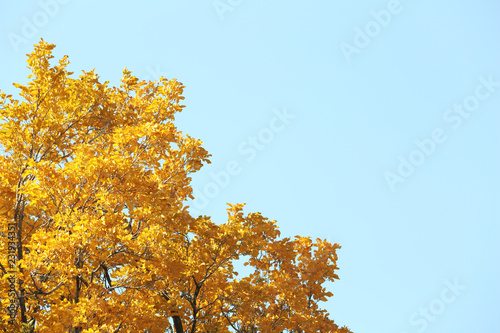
1, 1, 499, 332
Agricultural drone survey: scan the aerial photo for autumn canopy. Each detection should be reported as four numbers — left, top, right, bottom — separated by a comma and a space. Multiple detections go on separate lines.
0, 40, 352, 333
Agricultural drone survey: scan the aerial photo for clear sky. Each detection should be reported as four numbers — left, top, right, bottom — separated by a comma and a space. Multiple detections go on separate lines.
1, 1, 499, 332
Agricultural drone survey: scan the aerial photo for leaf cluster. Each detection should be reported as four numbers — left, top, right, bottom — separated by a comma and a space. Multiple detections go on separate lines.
0, 40, 352, 333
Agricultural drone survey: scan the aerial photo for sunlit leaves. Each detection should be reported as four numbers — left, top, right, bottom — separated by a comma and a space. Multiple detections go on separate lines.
0, 40, 351, 333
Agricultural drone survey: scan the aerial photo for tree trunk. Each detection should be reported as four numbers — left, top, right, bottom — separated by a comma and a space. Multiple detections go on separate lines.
172, 315, 183, 333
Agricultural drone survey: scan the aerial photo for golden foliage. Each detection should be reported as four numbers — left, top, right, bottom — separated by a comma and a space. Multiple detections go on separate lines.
0, 40, 352, 333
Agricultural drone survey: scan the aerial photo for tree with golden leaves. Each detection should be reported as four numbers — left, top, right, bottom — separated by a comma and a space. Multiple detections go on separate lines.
0, 40, 352, 333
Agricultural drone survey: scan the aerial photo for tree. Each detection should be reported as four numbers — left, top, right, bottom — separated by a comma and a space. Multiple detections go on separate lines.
0, 40, 352, 333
